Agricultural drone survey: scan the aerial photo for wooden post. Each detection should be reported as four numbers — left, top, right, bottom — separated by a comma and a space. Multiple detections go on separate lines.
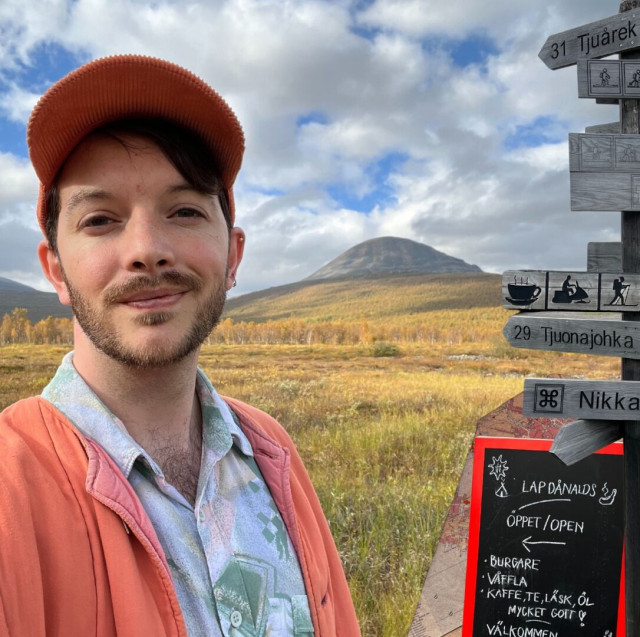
620, 2, 640, 633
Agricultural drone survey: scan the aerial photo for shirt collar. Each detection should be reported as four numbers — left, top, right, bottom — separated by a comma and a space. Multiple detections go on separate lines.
41, 352, 253, 478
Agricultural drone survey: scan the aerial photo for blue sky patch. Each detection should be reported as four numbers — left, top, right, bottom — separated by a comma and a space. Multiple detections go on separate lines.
250, 185, 286, 197
296, 111, 329, 128
327, 151, 408, 213
0, 43, 85, 158
4, 42, 85, 92
420, 32, 499, 69
448, 32, 499, 67
0, 118, 28, 157
504, 116, 566, 150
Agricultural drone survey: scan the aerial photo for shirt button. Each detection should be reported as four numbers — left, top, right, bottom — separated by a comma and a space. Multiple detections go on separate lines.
230, 610, 242, 628
198, 510, 205, 522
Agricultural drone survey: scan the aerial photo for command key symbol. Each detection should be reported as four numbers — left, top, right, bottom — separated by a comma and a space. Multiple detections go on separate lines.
533, 383, 565, 414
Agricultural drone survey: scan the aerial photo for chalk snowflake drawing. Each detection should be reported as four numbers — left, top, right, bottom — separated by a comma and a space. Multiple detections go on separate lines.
488, 455, 510, 498
488, 455, 508, 482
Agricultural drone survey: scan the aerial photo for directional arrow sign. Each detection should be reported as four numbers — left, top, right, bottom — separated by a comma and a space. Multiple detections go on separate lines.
569, 133, 640, 210
570, 171, 640, 210
551, 419, 624, 465
585, 122, 620, 134
540, 11, 640, 70
503, 270, 640, 311
504, 312, 640, 358
523, 378, 640, 420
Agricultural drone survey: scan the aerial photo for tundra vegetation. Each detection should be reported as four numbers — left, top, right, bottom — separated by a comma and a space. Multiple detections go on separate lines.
0, 274, 618, 636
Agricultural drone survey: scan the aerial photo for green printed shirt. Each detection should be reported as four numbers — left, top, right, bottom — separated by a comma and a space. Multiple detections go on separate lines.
42, 353, 314, 637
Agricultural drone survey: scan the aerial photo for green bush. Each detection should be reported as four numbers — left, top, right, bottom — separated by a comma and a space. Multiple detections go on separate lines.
371, 342, 401, 357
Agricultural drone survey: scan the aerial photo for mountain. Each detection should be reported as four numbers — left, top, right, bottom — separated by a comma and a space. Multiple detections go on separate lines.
0, 278, 72, 322
224, 272, 501, 323
1, 237, 487, 324
0, 277, 37, 292
305, 237, 481, 281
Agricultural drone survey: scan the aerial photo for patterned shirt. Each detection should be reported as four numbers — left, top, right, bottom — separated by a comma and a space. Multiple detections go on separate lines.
42, 353, 313, 637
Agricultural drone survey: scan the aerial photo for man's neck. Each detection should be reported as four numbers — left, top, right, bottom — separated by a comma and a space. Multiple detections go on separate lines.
72, 336, 204, 505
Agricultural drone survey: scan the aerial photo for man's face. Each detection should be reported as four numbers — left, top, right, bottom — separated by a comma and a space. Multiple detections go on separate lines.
40, 133, 243, 368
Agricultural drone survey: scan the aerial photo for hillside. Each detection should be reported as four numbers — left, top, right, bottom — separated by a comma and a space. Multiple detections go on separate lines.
0, 291, 72, 322
224, 272, 501, 323
306, 237, 481, 280
0, 277, 36, 292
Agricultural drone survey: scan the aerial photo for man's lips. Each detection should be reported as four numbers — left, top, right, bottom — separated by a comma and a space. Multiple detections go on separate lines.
118, 288, 188, 309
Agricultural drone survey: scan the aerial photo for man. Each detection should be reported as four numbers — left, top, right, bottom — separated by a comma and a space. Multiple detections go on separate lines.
610, 276, 630, 305
0, 55, 360, 637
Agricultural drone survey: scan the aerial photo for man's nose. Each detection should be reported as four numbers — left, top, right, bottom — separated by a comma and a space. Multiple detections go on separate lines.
122, 212, 175, 272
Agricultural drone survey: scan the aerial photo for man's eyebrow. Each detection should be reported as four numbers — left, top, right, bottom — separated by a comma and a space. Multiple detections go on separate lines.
63, 188, 114, 215
165, 183, 208, 196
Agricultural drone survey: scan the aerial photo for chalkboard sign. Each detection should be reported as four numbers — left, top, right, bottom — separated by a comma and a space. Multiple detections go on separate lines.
463, 438, 624, 636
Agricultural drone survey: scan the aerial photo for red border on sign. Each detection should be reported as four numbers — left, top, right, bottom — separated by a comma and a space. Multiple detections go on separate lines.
461, 437, 624, 637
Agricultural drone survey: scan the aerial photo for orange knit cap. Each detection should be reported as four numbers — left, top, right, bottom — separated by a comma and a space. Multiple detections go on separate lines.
27, 54, 245, 232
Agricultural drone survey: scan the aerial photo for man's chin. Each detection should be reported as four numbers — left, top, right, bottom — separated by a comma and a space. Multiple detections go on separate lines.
94, 338, 201, 369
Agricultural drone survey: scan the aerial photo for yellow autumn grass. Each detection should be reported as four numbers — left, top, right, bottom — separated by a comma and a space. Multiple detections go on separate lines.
0, 332, 620, 635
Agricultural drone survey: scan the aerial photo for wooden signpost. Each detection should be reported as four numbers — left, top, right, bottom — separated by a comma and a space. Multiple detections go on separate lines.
502, 270, 640, 311
569, 133, 640, 210
523, 377, 640, 420
411, 4, 640, 635
569, 133, 640, 171
586, 122, 622, 134
578, 60, 640, 99
487, 4, 640, 636
504, 312, 640, 358
539, 10, 640, 70
588, 241, 622, 271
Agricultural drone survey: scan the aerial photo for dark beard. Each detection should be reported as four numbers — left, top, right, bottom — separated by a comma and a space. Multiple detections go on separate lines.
64, 269, 227, 369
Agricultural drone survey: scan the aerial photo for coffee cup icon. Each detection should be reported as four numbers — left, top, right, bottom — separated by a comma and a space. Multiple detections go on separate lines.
507, 283, 541, 305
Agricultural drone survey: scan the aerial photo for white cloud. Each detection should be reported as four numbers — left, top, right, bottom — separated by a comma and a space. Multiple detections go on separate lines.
0, 153, 38, 212
0, 0, 631, 294
0, 84, 41, 123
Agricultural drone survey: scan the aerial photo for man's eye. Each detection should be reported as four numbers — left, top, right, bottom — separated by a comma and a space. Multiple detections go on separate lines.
82, 216, 112, 228
173, 207, 204, 218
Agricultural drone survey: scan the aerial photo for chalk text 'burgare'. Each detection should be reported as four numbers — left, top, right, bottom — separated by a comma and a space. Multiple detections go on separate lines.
579, 21, 638, 56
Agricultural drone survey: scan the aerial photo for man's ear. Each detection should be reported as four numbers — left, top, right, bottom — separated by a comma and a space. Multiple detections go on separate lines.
226, 227, 245, 291
38, 240, 71, 306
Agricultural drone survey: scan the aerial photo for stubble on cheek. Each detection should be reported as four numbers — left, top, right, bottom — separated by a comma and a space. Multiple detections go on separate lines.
60, 267, 229, 368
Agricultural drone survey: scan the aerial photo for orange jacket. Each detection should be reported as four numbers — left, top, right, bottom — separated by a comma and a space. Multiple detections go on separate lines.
0, 396, 360, 637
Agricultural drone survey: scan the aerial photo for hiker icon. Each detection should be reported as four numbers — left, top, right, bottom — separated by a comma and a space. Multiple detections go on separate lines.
630, 69, 640, 88
552, 275, 590, 304
600, 67, 611, 86
610, 277, 630, 305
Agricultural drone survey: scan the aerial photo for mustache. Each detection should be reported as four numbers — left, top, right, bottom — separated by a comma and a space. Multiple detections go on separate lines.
103, 271, 203, 305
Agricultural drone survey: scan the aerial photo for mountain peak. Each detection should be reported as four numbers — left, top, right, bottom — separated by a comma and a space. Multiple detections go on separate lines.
306, 236, 481, 281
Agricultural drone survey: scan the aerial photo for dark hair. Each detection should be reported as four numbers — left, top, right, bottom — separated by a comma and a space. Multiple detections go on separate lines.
44, 118, 231, 251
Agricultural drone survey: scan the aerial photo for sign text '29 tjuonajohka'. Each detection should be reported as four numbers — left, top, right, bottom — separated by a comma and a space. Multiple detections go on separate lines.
504, 313, 640, 359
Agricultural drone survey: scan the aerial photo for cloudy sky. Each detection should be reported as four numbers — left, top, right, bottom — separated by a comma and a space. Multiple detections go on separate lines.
0, 0, 626, 295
